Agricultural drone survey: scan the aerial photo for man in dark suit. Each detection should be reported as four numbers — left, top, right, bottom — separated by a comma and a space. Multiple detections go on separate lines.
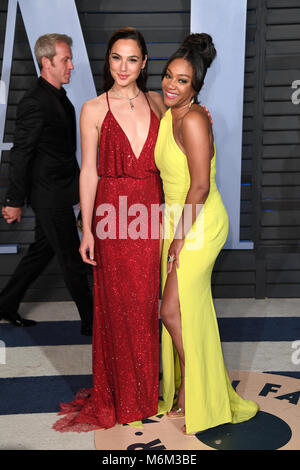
0, 33, 93, 335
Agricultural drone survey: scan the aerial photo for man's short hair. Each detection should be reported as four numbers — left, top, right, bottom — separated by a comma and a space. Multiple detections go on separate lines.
34, 33, 73, 69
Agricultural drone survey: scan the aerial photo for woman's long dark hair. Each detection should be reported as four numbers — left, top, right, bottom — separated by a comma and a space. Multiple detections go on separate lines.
103, 27, 148, 92
162, 33, 216, 103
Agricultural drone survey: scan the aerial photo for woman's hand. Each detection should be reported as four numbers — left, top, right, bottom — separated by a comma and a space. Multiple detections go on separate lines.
167, 238, 185, 274
201, 104, 213, 125
79, 231, 97, 266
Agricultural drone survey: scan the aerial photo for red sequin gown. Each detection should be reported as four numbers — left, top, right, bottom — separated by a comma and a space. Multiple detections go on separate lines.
53, 93, 162, 432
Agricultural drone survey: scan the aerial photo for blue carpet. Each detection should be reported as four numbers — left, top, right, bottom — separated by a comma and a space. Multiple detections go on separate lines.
0, 375, 93, 415
218, 317, 300, 342
0, 321, 92, 347
1, 317, 299, 347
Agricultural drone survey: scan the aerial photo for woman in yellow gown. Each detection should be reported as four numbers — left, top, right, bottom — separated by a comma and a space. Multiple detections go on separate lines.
155, 33, 258, 435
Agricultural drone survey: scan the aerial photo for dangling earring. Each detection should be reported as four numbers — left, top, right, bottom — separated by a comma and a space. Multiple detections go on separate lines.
189, 97, 194, 109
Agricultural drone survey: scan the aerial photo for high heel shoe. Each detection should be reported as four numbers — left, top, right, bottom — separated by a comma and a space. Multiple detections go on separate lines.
167, 407, 185, 419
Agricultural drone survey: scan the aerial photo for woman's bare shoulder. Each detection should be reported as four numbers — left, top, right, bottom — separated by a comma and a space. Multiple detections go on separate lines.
82, 93, 107, 112
81, 93, 108, 127
183, 104, 211, 130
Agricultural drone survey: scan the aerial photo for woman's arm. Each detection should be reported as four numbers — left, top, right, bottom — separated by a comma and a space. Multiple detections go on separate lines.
167, 109, 212, 272
79, 100, 101, 265
178, 109, 212, 232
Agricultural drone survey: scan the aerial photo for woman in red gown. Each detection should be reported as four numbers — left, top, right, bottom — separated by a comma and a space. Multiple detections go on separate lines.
53, 28, 165, 431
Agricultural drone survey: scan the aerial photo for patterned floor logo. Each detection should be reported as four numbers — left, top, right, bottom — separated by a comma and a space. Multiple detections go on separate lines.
95, 371, 300, 451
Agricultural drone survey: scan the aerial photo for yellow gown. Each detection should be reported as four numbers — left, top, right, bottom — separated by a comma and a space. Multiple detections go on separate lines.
154, 108, 258, 434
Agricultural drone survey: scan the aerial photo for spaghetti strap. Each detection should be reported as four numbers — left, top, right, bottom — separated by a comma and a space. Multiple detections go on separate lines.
143, 92, 151, 109
106, 92, 110, 110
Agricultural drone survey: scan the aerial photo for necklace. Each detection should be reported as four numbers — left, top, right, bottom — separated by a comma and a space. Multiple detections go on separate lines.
111, 87, 141, 111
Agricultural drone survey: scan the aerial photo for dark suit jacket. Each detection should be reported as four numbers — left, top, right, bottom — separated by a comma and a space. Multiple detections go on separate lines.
4, 77, 80, 209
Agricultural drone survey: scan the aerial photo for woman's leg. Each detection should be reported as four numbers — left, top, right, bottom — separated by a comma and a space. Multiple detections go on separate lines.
160, 264, 185, 411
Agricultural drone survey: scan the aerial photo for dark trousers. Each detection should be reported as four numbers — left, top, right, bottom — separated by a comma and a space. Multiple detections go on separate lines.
0, 206, 93, 324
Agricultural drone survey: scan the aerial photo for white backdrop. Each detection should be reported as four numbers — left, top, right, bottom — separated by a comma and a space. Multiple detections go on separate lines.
191, 0, 253, 249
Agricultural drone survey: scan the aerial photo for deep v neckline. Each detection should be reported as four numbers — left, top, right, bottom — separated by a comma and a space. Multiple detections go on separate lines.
106, 92, 152, 161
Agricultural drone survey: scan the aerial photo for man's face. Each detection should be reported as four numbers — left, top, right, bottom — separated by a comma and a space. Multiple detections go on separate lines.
47, 41, 74, 88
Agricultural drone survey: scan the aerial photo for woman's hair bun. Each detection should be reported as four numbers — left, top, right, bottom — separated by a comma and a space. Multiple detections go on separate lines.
181, 33, 216, 68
